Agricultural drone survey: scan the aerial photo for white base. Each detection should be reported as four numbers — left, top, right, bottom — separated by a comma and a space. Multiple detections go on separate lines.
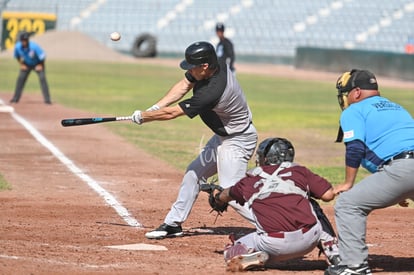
0, 105, 14, 113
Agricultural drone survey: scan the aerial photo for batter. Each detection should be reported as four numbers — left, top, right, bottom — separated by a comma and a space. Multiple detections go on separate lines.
130, 41, 257, 239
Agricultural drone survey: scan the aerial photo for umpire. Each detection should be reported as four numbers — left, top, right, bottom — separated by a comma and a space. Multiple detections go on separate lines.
325, 69, 414, 275
10, 32, 52, 104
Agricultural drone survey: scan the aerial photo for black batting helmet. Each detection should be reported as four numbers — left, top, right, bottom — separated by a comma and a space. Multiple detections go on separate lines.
180, 41, 218, 70
256, 137, 295, 166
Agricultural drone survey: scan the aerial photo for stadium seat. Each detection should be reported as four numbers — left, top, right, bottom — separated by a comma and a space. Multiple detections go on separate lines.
2, 0, 413, 61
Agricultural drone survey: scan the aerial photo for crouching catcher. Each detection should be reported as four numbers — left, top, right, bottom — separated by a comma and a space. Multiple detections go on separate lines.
202, 137, 340, 271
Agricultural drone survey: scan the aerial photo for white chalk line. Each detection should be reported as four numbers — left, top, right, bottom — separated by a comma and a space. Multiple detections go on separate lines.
1, 99, 142, 228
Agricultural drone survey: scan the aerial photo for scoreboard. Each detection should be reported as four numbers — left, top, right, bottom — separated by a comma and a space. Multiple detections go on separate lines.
1, 11, 56, 50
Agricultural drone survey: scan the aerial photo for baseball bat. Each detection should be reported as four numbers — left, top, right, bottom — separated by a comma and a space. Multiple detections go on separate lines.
61, 116, 132, 127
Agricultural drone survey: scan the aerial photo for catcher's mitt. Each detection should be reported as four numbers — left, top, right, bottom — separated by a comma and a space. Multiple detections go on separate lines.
200, 183, 228, 214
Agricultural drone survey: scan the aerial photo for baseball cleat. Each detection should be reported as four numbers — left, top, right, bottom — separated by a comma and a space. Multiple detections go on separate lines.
324, 262, 372, 275
145, 223, 183, 239
226, 251, 269, 272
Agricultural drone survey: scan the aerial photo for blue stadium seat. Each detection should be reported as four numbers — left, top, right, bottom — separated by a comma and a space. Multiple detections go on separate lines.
2, 0, 413, 61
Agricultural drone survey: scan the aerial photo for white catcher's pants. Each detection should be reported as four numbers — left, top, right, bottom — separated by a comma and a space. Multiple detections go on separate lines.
164, 124, 257, 226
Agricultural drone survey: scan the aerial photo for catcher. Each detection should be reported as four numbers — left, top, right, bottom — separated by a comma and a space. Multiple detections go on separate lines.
202, 137, 340, 271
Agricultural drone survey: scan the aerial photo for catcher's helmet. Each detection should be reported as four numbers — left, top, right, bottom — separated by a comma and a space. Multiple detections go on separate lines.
256, 137, 295, 166
180, 41, 218, 70
336, 69, 378, 110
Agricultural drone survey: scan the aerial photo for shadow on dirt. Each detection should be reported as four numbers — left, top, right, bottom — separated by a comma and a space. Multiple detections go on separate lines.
266, 258, 328, 271
184, 227, 414, 273
370, 254, 414, 273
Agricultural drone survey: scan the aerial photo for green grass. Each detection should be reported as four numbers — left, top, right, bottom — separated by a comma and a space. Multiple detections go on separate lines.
0, 173, 11, 191
1, 58, 413, 186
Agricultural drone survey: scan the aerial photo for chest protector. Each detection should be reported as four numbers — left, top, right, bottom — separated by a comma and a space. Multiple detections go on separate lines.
246, 162, 308, 207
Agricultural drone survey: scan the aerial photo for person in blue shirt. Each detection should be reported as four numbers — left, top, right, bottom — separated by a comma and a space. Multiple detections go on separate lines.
10, 32, 51, 104
325, 69, 414, 275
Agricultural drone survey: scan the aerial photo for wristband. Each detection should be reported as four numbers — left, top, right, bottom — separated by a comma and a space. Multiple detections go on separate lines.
146, 104, 160, 111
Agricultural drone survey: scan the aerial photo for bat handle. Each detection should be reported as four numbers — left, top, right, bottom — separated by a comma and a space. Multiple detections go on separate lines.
116, 116, 132, 121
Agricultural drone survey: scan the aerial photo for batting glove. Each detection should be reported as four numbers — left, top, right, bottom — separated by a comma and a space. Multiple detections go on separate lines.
131, 110, 144, 124
146, 104, 160, 111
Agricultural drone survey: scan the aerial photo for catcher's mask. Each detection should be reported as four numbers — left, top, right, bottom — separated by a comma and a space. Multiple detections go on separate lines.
256, 137, 295, 166
335, 69, 378, 110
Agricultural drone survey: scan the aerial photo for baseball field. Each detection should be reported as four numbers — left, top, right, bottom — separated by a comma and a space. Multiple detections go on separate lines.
0, 31, 413, 274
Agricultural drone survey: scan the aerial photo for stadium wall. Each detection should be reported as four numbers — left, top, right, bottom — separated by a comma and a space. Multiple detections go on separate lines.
295, 47, 414, 82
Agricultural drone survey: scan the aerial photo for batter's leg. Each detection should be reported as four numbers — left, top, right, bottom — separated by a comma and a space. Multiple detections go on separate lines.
218, 124, 257, 223
164, 135, 221, 226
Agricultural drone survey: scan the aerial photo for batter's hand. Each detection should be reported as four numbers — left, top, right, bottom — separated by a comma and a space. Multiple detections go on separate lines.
131, 110, 144, 124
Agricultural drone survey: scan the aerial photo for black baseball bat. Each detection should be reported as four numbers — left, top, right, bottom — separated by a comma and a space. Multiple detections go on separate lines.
61, 116, 132, 127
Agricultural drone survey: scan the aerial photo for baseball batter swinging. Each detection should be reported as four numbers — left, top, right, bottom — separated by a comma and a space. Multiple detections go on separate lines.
131, 41, 257, 239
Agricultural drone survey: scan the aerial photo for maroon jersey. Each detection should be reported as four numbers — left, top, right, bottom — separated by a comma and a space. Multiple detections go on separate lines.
229, 163, 332, 233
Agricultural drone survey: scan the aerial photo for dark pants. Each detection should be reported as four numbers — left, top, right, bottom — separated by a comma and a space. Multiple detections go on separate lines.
11, 66, 51, 103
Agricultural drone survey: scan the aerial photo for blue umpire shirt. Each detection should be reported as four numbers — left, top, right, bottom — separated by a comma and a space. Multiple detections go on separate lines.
14, 41, 46, 67
341, 95, 414, 173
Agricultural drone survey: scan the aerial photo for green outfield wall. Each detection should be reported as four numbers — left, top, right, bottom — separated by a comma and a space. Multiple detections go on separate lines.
295, 47, 414, 82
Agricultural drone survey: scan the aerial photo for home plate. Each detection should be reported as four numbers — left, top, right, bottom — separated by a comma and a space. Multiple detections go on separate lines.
106, 243, 168, 251
0, 105, 14, 113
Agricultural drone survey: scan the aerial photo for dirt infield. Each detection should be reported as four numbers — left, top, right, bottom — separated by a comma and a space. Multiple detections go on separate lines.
0, 94, 413, 275
0, 31, 413, 274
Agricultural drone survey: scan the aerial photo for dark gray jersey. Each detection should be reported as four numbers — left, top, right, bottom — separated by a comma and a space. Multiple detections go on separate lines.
179, 64, 252, 136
